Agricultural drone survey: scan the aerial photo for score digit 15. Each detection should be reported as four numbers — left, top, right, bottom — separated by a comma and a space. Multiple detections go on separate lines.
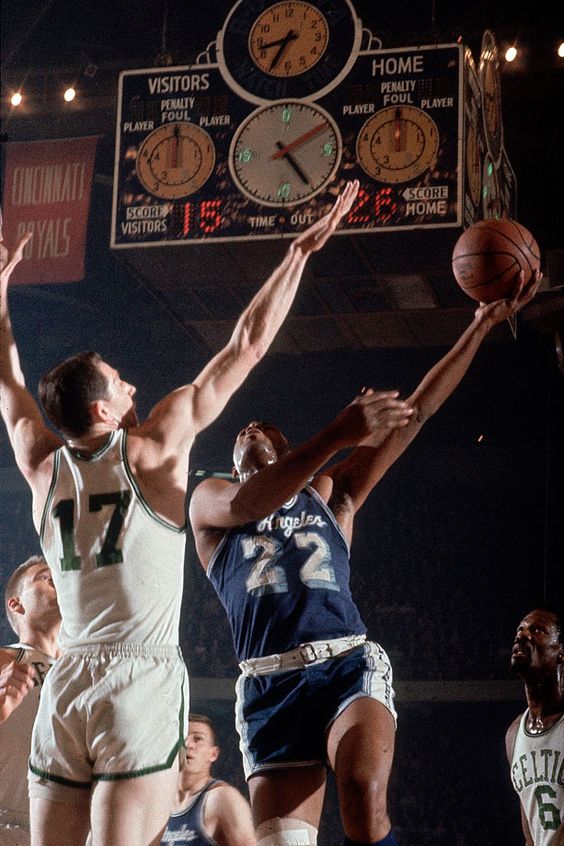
183, 199, 222, 236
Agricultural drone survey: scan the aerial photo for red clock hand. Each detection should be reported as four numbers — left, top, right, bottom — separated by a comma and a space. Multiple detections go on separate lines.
271, 121, 328, 160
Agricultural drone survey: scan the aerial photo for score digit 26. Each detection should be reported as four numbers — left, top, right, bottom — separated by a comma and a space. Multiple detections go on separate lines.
346, 186, 401, 227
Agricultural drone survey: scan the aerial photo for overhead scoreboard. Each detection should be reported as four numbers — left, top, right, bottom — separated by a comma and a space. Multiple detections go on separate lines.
111, 0, 515, 247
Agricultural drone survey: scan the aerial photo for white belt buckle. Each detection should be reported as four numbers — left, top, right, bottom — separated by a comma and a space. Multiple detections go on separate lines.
298, 643, 319, 664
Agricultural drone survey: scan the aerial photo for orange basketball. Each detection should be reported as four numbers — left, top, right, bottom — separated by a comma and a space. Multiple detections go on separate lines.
451, 219, 540, 303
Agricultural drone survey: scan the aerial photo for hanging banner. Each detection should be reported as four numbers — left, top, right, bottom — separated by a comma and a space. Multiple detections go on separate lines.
1, 136, 98, 284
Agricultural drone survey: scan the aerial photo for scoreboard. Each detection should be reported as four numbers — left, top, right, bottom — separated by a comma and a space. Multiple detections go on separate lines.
111, 1, 514, 247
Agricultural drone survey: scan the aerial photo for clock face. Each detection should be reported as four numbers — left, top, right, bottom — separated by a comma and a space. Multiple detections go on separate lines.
248, 2, 329, 78
479, 30, 503, 164
465, 122, 482, 208
217, 0, 361, 104
229, 100, 341, 206
136, 122, 216, 199
356, 106, 439, 184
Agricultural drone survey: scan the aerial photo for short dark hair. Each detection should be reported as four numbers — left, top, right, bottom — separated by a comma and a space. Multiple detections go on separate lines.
4, 555, 46, 635
38, 351, 109, 438
189, 713, 217, 745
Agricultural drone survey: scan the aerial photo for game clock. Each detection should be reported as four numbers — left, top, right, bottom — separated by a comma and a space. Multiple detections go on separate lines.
217, 0, 362, 104
229, 100, 341, 205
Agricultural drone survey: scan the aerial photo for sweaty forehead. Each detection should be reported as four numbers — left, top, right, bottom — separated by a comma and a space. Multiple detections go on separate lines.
519, 610, 559, 630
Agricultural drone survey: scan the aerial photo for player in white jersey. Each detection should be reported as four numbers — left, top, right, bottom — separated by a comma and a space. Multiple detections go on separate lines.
506, 608, 564, 845
0, 183, 359, 846
1, 555, 61, 846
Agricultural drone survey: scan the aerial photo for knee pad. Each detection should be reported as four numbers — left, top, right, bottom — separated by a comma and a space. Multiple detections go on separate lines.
256, 816, 318, 846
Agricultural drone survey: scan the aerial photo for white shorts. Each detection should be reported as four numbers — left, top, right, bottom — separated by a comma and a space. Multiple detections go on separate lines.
29, 644, 189, 787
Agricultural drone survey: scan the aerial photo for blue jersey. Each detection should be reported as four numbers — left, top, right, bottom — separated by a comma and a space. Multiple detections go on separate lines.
161, 779, 220, 846
208, 486, 366, 661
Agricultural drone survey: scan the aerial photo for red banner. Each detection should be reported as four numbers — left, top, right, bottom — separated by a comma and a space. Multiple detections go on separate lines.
1, 136, 98, 284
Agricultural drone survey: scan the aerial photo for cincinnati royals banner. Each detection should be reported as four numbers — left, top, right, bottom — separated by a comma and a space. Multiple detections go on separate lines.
1, 136, 98, 284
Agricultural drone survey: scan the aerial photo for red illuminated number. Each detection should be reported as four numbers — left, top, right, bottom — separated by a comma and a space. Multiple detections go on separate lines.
347, 187, 371, 224
183, 200, 221, 235
200, 200, 222, 234
183, 202, 193, 235
374, 187, 398, 224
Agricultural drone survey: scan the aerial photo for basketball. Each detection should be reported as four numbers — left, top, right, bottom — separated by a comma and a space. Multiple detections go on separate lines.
451, 219, 540, 303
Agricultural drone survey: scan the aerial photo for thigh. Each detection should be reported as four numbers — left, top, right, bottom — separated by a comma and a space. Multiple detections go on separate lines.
30, 794, 91, 846
249, 765, 327, 829
89, 763, 179, 846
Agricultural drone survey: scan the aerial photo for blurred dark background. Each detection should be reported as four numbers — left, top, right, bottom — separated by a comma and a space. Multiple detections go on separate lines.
1, 2, 563, 843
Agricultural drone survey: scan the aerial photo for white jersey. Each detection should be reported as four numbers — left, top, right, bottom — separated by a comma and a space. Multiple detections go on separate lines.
0, 644, 56, 831
510, 711, 564, 845
39, 430, 187, 648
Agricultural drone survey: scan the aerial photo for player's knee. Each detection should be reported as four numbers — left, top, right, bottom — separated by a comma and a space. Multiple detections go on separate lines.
340, 769, 389, 814
256, 816, 319, 846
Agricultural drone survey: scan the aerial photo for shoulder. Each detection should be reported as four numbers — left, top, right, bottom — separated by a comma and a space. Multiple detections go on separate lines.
189, 477, 237, 522
505, 711, 524, 761
207, 778, 246, 799
308, 472, 334, 503
205, 780, 251, 814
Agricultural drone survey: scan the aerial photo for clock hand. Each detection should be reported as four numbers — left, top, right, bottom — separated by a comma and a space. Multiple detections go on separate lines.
271, 121, 328, 160
275, 140, 310, 185
171, 124, 180, 168
268, 30, 299, 72
393, 108, 402, 152
259, 30, 298, 51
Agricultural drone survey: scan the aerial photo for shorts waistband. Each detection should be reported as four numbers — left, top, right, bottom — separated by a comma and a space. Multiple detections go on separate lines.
63, 643, 181, 658
239, 635, 366, 676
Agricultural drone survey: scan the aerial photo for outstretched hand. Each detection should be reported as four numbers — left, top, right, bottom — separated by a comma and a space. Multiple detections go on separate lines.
0, 229, 32, 286
0, 659, 35, 723
475, 269, 541, 327
291, 180, 359, 255
332, 388, 413, 449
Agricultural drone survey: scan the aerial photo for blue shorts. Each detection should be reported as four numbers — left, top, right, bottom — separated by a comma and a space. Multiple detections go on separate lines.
235, 640, 396, 779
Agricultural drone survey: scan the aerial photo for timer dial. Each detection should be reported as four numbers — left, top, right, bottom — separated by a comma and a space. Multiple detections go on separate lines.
217, 0, 361, 104
248, 2, 329, 77
136, 122, 216, 200
356, 106, 439, 184
479, 30, 503, 164
229, 100, 341, 206
465, 121, 482, 208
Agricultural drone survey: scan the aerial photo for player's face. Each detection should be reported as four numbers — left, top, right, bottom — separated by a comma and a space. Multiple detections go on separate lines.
232, 422, 289, 478
183, 722, 219, 778
17, 562, 60, 624
511, 609, 563, 676
98, 361, 138, 428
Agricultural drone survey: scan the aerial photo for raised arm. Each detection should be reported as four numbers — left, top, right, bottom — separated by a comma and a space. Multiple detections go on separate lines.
0, 230, 61, 481
142, 182, 359, 449
325, 273, 540, 526
189, 390, 412, 540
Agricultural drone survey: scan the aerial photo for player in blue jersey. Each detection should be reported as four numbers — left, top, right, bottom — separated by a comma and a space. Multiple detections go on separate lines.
189, 274, 539, 846
161, 714, 256, 846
